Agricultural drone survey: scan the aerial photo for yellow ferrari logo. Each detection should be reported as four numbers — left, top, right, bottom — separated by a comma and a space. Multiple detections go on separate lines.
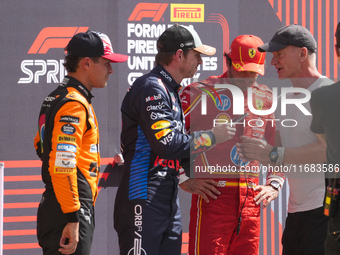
248, 48, 256, 58
255, 99, 263, 109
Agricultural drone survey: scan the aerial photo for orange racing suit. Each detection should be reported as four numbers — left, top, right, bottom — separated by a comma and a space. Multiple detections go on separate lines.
34, 76, 99, 254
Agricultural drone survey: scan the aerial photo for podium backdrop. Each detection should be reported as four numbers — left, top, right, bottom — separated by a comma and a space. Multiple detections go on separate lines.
1, 0, 339, 254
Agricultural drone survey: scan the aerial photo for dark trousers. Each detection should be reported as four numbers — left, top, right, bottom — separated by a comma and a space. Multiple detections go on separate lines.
282, 207, 328, 255
325, 208, 340, 255
114, 197, 182, 255
37, 190, 95, 255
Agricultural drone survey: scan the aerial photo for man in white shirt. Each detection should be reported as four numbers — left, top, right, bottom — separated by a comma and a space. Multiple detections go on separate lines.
237, 24, 333, 255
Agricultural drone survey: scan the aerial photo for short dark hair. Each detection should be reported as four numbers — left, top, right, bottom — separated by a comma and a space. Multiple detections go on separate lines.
154, 41, 189, 66
154, 51, 175, 66
336, 22, 340, 46
63, 54, 99, 73
223, 52, 232, 68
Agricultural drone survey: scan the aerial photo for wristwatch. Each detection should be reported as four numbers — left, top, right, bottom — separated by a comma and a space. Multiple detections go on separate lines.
270, 180, 281, 191
269, 147, 278, 163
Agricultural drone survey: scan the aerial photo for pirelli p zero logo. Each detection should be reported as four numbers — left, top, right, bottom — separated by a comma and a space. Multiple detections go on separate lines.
171, 4, 204, 22
128, 3, 168, 21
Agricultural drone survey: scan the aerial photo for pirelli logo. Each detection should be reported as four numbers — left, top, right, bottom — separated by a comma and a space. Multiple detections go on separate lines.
54, 167, 76, 174
155, 129, 172, 140
171, 4, 204, 22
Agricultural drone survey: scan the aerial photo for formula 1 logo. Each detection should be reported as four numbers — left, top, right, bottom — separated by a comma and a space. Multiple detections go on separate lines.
128, 3, 168, 21
28, 27, 89, 54
18, 27, 89, 84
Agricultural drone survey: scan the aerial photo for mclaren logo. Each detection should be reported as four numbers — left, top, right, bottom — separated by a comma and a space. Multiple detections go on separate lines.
171, 4, 204, 22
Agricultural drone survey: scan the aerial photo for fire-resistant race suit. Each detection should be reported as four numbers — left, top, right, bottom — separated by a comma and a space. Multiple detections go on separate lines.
34, 76, 100, 255
180, 73, 278, 255
114, 65, 218, 255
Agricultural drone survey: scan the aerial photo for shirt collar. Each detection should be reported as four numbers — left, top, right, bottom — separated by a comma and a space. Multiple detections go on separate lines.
152, 65, 182, 92
61, 76, 94, 103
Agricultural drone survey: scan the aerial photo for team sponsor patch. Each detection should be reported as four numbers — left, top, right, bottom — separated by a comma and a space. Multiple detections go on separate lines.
255, 99, 263, 110
55, 159, 76, 168
54, 167, 76, 174
66, 92, 77, 99
157, 171, 167, 178
150, 112, 166, 120
159, 132, 173, 145
160, 70, 172, 83
215, 94, 231, 111
57, 143, 77, 153
173, 120, 182, 131
230, 145, 249, 167
154, 156, 180, 171
252, 132, 263, 139
151, 120, 171, 130
58, 135, 76, 143
44, 96, 56, 102
56, 151, 76, 159
145, 94, 162, 102
60, 115, 79, 124
61, 124, 76, 134
248, 48, 256, 58
155, 129, 172, 140
169, 92, 176, 103
194, 133, 212, 149
90, 144, 98, 153
158, 78, 167, 92
215, 113, 231, 124
146, 102, 165, 111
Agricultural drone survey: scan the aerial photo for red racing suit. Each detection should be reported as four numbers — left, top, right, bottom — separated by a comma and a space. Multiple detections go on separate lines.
180, 73, 277, 255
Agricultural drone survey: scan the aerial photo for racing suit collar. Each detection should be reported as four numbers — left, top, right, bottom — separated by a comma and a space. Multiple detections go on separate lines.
152, 65, 182, 92
218, 72, 257, 95
61, 75, 94, 103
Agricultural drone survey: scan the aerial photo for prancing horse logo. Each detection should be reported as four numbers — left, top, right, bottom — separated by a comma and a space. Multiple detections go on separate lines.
248, 48, 256, 58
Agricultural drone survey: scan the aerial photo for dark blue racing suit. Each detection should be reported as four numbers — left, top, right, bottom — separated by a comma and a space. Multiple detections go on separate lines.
114, 65, 216, 255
